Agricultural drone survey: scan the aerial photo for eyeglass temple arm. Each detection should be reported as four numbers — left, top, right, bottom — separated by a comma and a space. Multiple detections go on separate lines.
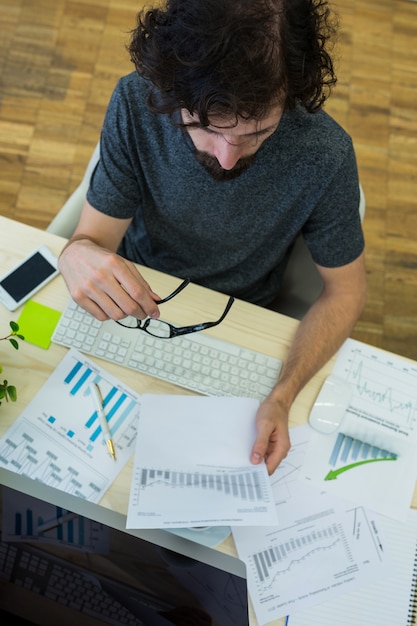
155, 278, 191, 304
170, 296, 235, 337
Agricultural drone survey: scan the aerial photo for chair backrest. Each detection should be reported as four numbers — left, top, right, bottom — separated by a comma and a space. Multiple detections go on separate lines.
46, 142, 100, 239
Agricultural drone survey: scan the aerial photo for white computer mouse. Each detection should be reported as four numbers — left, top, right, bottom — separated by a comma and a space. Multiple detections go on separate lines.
308, 375, 353, 434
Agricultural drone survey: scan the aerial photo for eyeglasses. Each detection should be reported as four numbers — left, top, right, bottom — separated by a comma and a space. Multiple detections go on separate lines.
115, 278, 235, 339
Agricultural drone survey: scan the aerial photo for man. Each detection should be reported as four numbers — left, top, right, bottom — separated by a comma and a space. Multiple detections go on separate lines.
59, 0, 366, 474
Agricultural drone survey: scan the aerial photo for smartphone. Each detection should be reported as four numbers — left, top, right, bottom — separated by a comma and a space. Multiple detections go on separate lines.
0, 245, 59, 311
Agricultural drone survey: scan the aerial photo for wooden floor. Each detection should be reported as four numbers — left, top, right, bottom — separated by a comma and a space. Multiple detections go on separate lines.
1, 0, 417, 361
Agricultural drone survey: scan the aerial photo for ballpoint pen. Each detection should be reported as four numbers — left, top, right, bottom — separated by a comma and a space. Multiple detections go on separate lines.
90, 382, 117, 461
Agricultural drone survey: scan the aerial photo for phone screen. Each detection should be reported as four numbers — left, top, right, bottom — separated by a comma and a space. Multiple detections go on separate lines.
0, 252, 57, 302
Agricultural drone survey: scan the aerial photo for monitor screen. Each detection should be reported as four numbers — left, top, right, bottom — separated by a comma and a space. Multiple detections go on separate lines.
0, 468, 248, 626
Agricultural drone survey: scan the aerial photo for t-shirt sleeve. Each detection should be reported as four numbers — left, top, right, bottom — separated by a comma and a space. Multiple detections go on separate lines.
87, 80, 143, 219
302, 143, 365, 268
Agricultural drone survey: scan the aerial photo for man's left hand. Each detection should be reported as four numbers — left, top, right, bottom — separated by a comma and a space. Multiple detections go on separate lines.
250, 397, 291, 475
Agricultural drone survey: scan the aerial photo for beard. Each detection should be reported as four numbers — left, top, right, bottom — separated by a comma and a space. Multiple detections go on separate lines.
193, 150, 256, 182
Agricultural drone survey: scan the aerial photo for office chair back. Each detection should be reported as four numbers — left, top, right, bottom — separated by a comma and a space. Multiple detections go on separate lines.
46, 142, 100, 239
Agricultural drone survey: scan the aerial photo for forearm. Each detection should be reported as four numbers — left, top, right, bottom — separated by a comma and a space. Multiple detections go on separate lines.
269, 287, 366, 410
59, 200, 132, 257
60, 233, 102, 258
251, 253, 366, 474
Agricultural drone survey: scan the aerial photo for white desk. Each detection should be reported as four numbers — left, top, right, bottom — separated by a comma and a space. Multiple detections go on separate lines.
1, 216, 416, 625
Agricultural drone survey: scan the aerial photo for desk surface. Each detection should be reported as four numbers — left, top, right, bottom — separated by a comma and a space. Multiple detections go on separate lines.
1, 216, 416, 626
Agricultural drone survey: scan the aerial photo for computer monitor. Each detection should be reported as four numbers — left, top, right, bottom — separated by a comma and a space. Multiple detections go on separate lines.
0, 467, 249, 626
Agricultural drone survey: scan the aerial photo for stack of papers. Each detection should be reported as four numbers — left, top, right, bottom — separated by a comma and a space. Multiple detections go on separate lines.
2, 336, 417, 625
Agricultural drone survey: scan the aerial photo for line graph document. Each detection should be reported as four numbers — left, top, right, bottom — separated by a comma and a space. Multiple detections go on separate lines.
301, 339, 417, 519
286, 509, 417, 626
0, 349, 140, 502
126, 395, 277, 529
232, 427, 391, 625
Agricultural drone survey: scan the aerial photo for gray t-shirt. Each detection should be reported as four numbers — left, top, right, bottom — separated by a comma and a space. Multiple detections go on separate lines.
88, 72, 364, 305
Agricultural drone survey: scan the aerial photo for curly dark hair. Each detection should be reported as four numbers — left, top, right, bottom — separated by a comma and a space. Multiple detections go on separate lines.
128, 0, 337, 125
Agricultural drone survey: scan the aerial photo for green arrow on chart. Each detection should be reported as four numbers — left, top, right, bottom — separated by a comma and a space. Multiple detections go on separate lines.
324, 456, 397, 481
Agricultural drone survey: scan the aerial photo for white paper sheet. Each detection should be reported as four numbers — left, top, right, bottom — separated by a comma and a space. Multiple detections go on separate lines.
126, 395, 277, 529
301, 339, 417, 519
286, 509, 417, 626
0, 349, 140, 502
232, 426, 391, 625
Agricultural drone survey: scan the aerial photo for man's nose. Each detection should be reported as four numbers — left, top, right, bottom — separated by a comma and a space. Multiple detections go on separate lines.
213, 137, 244, 170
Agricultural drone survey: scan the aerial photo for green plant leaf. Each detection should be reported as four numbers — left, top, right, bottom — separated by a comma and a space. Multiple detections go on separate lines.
6, 385, 17, 402
1, 321, 23, 407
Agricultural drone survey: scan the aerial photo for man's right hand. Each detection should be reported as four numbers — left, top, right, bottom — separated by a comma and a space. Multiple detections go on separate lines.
58, 238, 161, 321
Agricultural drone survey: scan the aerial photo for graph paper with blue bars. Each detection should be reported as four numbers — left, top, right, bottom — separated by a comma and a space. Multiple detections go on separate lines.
0, 348, 140, 502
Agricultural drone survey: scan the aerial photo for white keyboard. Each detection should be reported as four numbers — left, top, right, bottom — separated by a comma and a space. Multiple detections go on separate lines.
52, 299, 282, 400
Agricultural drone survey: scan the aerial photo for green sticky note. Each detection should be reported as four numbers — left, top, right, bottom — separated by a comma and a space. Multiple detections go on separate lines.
17, 300, 62, 349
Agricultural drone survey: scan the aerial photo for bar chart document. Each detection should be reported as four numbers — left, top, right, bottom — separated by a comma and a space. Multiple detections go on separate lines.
301, 339, 417, 519
127, 395, 277, 529
0, 349, 140, 502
